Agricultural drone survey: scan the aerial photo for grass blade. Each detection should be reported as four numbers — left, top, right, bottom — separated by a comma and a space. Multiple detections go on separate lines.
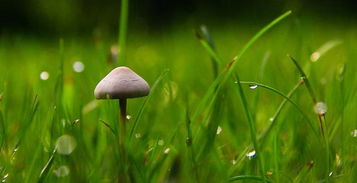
229, 175, 272, 182
233, 73, 266, 180
192, 10, 291, 124
118, 0, 129, 65
129, 69, 169, 140
287, 55, 331, 182
229, 80, 302, 175
239, 81, 319, 137
38, 149, 56, 183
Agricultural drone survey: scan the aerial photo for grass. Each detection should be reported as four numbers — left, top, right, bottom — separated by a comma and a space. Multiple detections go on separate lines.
0, 10, 356, 183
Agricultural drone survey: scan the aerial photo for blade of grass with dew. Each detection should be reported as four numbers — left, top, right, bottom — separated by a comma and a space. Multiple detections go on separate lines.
12, 94, 39, 159
228, 80, 302, 175
252, 51, 271, 120
193, 13, 294, 179
148, 122, 182, 183
287, 55, 330, 182
229, 175, 272, 182
310, 40, 342, 62
129, 69, 169, 141
288, 55, 317, 103
37, 149, 56, 183
117, 0, 129, 65
233, 73, 267, 181
196, 93, 224, 160
239, 81, 319, 137
192, 10, 291, 123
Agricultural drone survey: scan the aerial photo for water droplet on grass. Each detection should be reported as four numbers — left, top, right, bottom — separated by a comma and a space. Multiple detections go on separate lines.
231, 160, 237, 165
40, 71, 49, 80
158, 139, 164, 146
216, 126, 222, 135
135, 133, 142, 139
351, 129, 357, 137
329, 171, 333, 177
314, 102, 327, 116
55, 134, 77, 155
164, 148, 170, 154
73, 61, 85, 73
249, 84, 258, 89
53, 165, 70, 177
246, 150, 256, 160
310, 52, 321, 62
269, 117, 274, 122
126, 115, 132, 120
2, 173, 8, 183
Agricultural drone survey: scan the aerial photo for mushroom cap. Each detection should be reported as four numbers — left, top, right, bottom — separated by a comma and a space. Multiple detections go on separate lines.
94, 66, 150, 99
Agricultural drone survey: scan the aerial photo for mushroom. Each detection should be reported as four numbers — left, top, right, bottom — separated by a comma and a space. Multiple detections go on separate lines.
94, 66, 150, 134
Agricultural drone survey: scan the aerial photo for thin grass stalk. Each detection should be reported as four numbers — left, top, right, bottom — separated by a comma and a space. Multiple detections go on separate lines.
234, 73, 266, 181
287, 55, 330, 182
239, 81, 319, 137
229, 175, 272, 182
192, 11, 292, 123
118, 0, 129, 65
185, 107, 199, 183
229, 80, 302, 175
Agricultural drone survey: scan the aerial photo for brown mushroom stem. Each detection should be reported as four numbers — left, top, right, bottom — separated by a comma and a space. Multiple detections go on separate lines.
119, 98, 128, 181
119, 98, 127, 153
119, 98, 127, 132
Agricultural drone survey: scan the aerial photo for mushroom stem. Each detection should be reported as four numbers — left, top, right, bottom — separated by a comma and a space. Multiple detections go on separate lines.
119, 98, 127, 129
118, 98, 128, 180
119, 98, 127, 147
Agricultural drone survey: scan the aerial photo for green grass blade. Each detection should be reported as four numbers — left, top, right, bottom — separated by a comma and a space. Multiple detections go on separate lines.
129, 69, 169, 140
38, 149, 56, 183
192, 10, 291, 123
239, 81, 319, 137
233, 73, 266, 180
195, 26, 223, 67
229, 80, 302, 175
288, 55, 317, 103
118, 0, 129, 65
229, 175, 272, 182
288, 55, 331, 181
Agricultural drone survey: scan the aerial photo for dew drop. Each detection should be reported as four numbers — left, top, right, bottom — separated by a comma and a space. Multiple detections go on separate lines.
329, 171, 333, 177
246, 150, 256, 160
135, 133, 142, 139
314, 102, 327, 116
164, 147, 171, 154
269, 117, 274, 122
310, 52, 321, 62
231, 160, 237, 165
73, 61, 85, 73
53, 165, 70, 177
55, 134, 77, 155
40, 71, 49, 80
216, 126, 222, 135
126, 115, 132, 120
249, 84, 258, 89
351, 129, 357, 137
1, 173, 8, 183
158, 139, 164, 146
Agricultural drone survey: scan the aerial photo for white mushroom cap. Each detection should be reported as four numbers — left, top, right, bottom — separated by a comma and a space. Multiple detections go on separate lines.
94, 67, 150, 99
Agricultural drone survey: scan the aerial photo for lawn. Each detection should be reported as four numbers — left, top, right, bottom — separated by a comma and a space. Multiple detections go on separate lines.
0, 10, 356, 182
